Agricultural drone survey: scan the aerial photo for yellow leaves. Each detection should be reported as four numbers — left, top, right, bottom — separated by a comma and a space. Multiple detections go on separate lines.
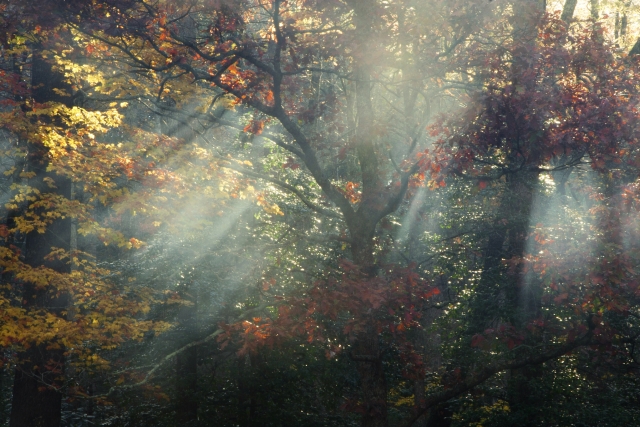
0, 228, 167, 373
52, 88, 71, 97
256, 194, 284, 216
43, 177, 57, 188
128, 238, 145, 249
29, 103, 122, 135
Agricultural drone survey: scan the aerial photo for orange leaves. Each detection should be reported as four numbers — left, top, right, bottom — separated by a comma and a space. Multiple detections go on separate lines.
423, 287, 440, 299
217, 317, 280, 355
344, 182, 361, 204
243, 119, 264, 135
335, 181, 362, 204
227, 62, 239, 76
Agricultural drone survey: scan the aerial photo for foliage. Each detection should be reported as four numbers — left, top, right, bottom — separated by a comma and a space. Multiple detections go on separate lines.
1, 1, 640, 427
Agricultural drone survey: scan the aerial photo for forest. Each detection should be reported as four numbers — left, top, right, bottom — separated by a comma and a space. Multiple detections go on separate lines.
1, 0, 640, 426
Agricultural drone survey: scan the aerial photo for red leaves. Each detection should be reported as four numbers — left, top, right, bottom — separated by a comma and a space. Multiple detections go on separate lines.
470, 334, 485, 348
243, 119, 264, 135
282, 156, 300, 170
216, 261, 439, 378
433, 15, 640, 182
423, 287, 440, 299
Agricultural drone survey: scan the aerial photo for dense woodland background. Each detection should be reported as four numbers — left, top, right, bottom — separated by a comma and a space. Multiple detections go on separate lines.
1, 0, 640, 426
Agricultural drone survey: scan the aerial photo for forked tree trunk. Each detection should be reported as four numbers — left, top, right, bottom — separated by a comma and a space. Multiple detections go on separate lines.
344, 0, 391, 424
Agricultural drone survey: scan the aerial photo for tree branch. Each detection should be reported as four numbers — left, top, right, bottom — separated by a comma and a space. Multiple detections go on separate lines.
224, 163, 341, 219
402, 326, 594, 427
97, 301, 281, 397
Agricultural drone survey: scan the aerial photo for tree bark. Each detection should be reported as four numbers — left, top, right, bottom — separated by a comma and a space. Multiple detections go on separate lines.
561, 0, 578, 23
470, 173, 536, 333
236, 354, 259, 427
353, 328, 389, 427
343, 1, 392, 425
175, 292, 198, 425
10, 47, 72, 427
590, 0, 600, 20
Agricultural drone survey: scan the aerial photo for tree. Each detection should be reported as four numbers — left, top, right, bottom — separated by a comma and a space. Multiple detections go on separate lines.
2, 1, 640, 426
60, 0, 640, 423
0, 4, 240, 424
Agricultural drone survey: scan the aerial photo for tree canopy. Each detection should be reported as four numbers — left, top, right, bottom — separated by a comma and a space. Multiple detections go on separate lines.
1, 0, 640, 426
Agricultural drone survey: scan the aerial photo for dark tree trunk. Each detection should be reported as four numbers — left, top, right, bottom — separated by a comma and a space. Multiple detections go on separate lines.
348, 227, 389, 427
425, 405, 452, 427
468, 0, 544, 332
353, 329, 389, 427
175, 292, 198, 425
9, 46, 72, 427
176, 346, 198, 424
469, 173, 537, 333
236, 354, 259, 427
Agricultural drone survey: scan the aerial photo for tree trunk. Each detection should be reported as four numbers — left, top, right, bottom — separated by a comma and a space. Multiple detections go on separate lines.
344, 2, 391, 423
470, 173, 536, 332
353, 328, 389, 427
175, 290, 198, 425
561, 0, 578, 23
176, 346, 198, 424
236, 354, 259, 427
425, 405, 452, 427
590, 0, 600, 20
9, 46, 72, 427
346, 230, 389, 427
